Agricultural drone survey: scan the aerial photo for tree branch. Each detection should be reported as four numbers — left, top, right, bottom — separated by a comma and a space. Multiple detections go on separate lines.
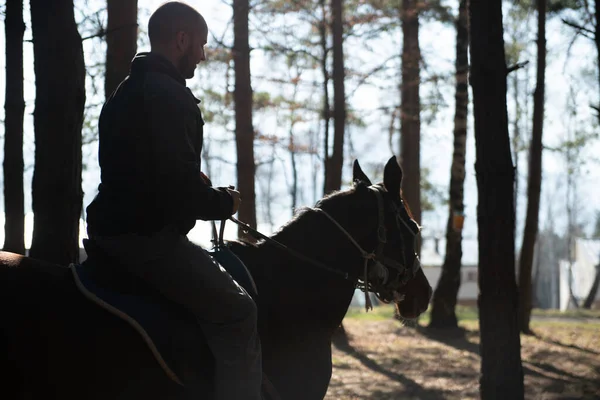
81, 23, 139, 42
561, 18, 595, 39
506, 61, 529, 75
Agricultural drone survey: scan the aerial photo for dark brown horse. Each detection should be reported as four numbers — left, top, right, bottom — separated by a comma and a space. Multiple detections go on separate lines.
0, 157, 431, 400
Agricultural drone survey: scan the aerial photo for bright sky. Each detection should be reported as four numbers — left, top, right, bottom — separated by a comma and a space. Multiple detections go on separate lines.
0, 0, 598, 250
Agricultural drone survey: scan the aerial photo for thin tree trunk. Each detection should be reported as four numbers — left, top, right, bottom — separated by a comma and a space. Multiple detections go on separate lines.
29, 0, 85, 265
105, 0, 138, 99
3, 0, 26, 255
518, 0, 546, 335
289, 80, 300, 211
319, 0, 332, 194
582, 263, 600, 309
512, 71, 520, 228
324, 0, 345, 194
469, 0, 525, 398
428, 0, 468, 330
400, 0, 422, 245
233, 0, 257, 241
594, 0, 600, 122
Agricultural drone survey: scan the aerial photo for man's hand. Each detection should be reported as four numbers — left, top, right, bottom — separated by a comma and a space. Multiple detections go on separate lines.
226, 187, 241, 215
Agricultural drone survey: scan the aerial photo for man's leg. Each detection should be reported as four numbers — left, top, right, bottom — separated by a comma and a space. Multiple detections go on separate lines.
91, 229, 263, 400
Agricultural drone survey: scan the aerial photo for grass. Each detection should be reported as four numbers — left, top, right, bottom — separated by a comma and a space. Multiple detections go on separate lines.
345, 304, 480, 324
345, 304, 600, 325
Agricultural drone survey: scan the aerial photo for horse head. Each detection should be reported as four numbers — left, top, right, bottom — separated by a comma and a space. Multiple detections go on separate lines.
343, 156, 432, 319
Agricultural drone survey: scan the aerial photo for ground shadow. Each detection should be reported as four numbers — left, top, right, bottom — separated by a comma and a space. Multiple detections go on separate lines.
417, 325, 480, 357
534, 333, 600, 356
333, 332, 447, 400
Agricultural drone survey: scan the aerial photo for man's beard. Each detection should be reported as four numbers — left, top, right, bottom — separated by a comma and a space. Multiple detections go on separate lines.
178, 50, 196, 79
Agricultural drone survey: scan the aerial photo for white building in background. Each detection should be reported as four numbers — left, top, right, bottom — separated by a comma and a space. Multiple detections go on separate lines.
351, 235, 600, 310
559, 238, 600, 310
351, 237, 480, 308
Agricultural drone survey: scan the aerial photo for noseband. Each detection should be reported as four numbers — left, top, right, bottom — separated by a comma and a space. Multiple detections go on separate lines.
311, 185, 421, 310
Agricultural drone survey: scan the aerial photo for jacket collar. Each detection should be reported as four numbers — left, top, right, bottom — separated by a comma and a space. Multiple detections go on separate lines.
131, 52, 186, 86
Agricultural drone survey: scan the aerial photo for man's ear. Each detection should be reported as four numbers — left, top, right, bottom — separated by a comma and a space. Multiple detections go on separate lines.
175, 31, 189, 52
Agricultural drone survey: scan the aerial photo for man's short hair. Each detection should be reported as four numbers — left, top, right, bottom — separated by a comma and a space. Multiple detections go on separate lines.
148, 2, 206, 46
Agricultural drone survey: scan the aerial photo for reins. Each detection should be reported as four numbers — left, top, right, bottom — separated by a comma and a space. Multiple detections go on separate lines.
226, 216, 350, 280
213, 184, 419, 311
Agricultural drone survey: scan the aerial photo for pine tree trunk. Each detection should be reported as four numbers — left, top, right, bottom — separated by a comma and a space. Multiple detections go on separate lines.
324, 0, 345, 194
428, 0, 468, 330
469, 0, 525, 398
3, 0, 26, 255
29, 0, 85, 265
400, 0, 422, 241
595, 0, 600, 124
319, 0, 332, 194
105, 0, 138, 99
233, 0, 257, 241
518, 0, 546, 335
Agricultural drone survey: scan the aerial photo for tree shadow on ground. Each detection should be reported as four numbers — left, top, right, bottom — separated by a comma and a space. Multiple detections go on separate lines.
417, 325, 600, 399
417, 326, 480, 356
533, 333, 600, 356
332, 329, 447, 400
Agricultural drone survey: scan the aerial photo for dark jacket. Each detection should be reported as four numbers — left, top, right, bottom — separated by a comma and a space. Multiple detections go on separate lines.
86, 52, 233, 237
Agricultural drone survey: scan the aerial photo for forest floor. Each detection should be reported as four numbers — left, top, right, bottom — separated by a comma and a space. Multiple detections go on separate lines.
324, 306, 600, 400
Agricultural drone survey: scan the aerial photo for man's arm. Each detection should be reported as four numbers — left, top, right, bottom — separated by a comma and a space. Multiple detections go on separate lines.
146, 88, 234, 221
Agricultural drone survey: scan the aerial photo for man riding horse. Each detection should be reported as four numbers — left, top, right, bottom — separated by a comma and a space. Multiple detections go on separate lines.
84, 2, 262, 399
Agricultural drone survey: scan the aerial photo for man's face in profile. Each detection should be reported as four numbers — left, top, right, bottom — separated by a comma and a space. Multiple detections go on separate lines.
179, 24, 208, 79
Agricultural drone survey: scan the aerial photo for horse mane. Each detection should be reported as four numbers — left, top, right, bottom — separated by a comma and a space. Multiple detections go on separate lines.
265, 181, 370, 240
400, 189, 415, 221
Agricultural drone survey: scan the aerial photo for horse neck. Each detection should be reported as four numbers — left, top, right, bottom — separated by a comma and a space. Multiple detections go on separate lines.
250, 205, 377, 331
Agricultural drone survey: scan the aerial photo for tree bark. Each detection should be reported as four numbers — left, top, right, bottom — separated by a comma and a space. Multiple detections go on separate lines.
28, 0, 85, 265
400, 0, 422, 243
428, 0, 468, 330
469, 0, 525, 398
518, 0, 546, 335
595, 0, 600, 125
233, 0, 257, 241
3, 0, 26, 255
105, 0, 138, 99
324, 0, 345, 194
319, 0, 332, 194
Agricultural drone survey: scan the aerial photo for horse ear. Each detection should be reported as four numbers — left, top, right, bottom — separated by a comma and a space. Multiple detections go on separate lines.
383, 156, 403, 196
353, 159, 372, 186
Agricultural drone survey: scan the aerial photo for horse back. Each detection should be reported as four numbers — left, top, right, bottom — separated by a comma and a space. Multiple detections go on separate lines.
0, 251, 185, 399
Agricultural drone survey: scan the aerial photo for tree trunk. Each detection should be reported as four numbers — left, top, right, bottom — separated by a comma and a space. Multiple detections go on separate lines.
469, 0, 525, 398
400, 0, 422, 244
518, 0, 546, 335
595, 0, 600, 124
319, 0, 332, 194
324, 0, 345, 194
582, 263, 600, 309
105, 0, 138, 99
28, 0, 85, 265
3, 0, 26, 255
428, 0, 468, 330
233, 0, 257, 241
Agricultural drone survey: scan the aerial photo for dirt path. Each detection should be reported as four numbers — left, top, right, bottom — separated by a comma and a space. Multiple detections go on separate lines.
325, 319, 600, 399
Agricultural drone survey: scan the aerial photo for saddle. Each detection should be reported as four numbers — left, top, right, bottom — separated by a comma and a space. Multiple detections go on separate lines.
73, 238, 259, 386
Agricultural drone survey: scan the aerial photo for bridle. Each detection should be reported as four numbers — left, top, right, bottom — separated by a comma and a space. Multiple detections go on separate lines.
226, 183, 421, 310
310, 184, 421, 309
